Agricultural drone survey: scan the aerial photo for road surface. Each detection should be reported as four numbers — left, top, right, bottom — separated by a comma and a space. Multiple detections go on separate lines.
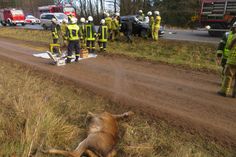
0, 38, 235, 147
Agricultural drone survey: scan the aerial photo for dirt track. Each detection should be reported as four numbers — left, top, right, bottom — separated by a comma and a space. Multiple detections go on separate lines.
0, 38, 236, 147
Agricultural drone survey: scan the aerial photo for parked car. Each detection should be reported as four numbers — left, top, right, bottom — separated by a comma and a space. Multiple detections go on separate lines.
40, 13, 68, 30
25, 15, 40, 25
0, 8, 25, 26
120, 15, 164, 38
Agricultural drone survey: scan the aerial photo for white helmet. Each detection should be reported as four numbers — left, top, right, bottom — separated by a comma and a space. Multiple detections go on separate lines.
115, 12, 120, 17
88, 16, 93, 22
139, 10, 143, 14
232, 22, 236, 28
80, 17, 85, 23
147, 11, 152, 16
70, 17, 78, 24
62, 19, 68, 23
100, 19, 105, 24
51, 18, 57, 23
154, 11, 160, 16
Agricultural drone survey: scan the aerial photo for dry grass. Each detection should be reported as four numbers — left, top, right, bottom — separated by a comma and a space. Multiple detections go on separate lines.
0, 59, 235, 157
0, 27, 219, 72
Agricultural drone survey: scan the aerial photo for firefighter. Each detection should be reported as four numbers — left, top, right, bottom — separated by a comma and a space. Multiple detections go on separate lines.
153, 11, 161, 41
61, 19, 68, 48
51, 18, 60, 54
85, 16, 96, 53
64, 17, 81, 63
97, 19, 108, 52
105, 13, 112, 40
218, 23, 236, 97
79, 17, 86, 49
137, 10, 145, 21
111, 14, 119, 41
216, 23, 236, 78
147, 11, 154, 38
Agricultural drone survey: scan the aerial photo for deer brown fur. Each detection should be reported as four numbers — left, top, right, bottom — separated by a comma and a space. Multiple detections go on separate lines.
43, 111, 134, 157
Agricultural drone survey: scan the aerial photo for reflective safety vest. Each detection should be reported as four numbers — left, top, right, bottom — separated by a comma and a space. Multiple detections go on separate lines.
149, 16, 154, 28
67, 24, 80, 41
60, 23, 67, 36
98, 25, 108, 42
223, 31, 234, 59
227, 34, 236, 65
105, 17, 112, 30
85, 23, 96, 41
52, 24, 59, 39
79, 24, 86, 39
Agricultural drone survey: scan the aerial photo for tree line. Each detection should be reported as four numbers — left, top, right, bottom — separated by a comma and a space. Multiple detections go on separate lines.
0, 0, 200, 27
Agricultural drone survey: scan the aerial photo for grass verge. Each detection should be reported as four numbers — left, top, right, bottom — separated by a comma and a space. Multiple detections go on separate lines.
0, 56, 235, 157
0, 27, 219, 72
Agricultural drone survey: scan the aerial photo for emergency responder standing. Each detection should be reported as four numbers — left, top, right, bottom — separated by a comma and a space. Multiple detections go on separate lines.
97, 19, 108, 52
153, 11, 161, 41
79, 17, 86, 49
147, 11, 154, 38
85, 16, 96, 53
60, 19, 68, 48
137, 10, 145, 21
51, 18, 59, 54
105, 13, 112, 40
111, 14, 119, 41
115, 12, 121, 39
216, 23, 236, 78
64, 17, 81, 63
51, 18, 59, 44
218, 22, 236, 97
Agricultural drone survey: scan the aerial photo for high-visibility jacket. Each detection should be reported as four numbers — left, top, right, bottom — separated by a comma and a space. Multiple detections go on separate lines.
154, 16, 161, 28
227, 34, 236, 65
85, 22, 96, 41
218, 31, 234, 59
65, 24, 80, 41
60, 22, 67, 36
105, 17, 112, 30
79, 24, 86, 39
149, 16, 154, 28
111, 18, 119, 30
98, 25, 108, 42
51, 23, 59, 39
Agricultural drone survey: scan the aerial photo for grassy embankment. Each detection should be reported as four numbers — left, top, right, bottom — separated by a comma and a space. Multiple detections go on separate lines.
0, 59, 235, 157
0, 27, 219, 71
0, 28, 233, 157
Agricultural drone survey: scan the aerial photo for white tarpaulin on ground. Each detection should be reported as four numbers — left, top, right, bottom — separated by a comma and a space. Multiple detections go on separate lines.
33, 52, 97, 61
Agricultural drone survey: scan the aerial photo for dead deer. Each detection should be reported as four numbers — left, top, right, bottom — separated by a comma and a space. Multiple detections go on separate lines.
43, 111, 134, 157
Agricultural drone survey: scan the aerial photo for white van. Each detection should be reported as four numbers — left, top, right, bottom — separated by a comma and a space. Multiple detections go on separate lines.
40, 13, 68, 30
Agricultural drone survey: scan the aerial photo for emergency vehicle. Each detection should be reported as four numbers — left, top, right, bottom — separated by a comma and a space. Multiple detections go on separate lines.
0, 8, 25, 26
38, 4, 76, 17
199, 0, 236, 36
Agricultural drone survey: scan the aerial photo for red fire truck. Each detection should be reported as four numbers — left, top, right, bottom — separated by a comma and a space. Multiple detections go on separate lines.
0, 8, 25, 26
199, 0, 236, 36
38, 4, 76, 17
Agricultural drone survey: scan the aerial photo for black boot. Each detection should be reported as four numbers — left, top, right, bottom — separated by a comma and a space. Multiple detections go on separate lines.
75, 56, 79, 62
66, 58, 71, 63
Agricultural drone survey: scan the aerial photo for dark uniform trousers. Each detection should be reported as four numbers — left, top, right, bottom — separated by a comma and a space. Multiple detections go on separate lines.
68, 40, 80, 57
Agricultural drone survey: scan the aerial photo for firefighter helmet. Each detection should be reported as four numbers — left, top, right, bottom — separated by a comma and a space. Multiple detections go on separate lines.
80, 17, 85, 23
115, 12, 120, 17
147, 11, 152, 16
138, 10, 143, 14
88, 16, 93, 22
100, 19, 105, 24
51, 18, 57, 23
232, 22, 236, 28
154, 11, 160, 16
70, 17, 77, 24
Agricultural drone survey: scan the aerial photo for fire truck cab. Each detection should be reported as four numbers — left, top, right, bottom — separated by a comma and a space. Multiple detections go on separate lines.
200, 0, 236, 36
0, 8, 25, 26
38, 4, 76, 17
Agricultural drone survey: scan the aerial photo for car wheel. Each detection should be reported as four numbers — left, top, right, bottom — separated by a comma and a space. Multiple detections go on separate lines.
22, 23, 25, 26
140, 29, 147, 38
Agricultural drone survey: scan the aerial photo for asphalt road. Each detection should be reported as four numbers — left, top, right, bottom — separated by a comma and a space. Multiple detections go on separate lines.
0, 24, 221, 44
